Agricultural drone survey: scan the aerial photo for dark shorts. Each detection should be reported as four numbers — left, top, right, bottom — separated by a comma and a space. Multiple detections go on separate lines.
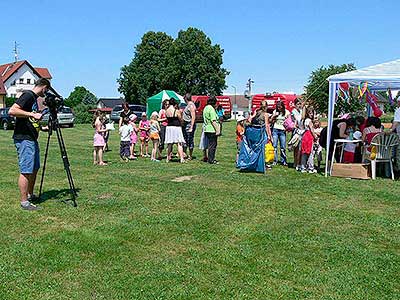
183, 122, 196, 150
120, 141, 131, 158
14, 139, 40, 174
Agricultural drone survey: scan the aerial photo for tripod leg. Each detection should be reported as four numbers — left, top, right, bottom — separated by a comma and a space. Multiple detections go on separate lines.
38, 127, 52, 199
55, 125, 78, 207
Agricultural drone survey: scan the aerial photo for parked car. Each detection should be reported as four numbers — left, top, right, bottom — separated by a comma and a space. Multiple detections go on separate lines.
42, 106, 75, 127
110, 104, 146, 123
0, 107, 16, 130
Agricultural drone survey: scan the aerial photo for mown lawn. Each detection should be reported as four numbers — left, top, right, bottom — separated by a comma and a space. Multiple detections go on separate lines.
0, 122, 399, 299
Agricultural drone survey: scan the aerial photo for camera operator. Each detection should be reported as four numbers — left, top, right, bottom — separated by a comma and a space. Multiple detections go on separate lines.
9, 78, 50, 210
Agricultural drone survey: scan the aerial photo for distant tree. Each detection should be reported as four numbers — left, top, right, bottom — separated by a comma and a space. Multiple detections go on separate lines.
118, 31, 174, 104
118, 28, 229, 104
305, 64, 358, 115
64, 86, 97, 124
64, 86, 97, 108
74, 103, 94, 124
167, 27, 229, 95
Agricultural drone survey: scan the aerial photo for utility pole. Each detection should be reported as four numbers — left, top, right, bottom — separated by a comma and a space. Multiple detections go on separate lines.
246, 78, 254, 113
13, 41, 19, 62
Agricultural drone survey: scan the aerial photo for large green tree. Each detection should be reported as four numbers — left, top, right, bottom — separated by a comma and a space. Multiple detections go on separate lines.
167, 27, 229, 95
64, 86, 97, 108
305, 63, 360, 115
118, 28, 229, 103
118, 31, 174, 104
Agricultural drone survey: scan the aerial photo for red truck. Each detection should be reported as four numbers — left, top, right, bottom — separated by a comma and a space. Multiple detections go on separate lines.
251, 93, 297, 113
192, 95, 232, 122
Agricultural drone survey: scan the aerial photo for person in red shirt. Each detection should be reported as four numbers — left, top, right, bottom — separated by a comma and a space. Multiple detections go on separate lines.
236, 116, 245, 162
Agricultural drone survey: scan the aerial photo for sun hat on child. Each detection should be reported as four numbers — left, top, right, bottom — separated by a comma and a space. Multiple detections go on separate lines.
237, 116, 245, 122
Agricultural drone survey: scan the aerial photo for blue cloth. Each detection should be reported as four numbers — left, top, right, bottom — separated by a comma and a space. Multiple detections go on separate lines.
14, 139, 40, 174
272, 128, 287, 164
237, 125, 267, 173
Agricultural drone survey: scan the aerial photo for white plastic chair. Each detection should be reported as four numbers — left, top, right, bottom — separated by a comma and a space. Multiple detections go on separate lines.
366, 133, 399, 180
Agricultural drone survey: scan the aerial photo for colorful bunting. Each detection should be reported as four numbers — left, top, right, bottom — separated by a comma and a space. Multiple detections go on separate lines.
358, 82, 368, 98
365, 91, 383, 117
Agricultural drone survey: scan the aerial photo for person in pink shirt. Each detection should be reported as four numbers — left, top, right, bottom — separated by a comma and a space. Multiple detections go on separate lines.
139, 112, 150, 157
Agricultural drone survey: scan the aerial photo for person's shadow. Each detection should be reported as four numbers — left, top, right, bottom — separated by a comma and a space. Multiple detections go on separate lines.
33, 188, 80, 206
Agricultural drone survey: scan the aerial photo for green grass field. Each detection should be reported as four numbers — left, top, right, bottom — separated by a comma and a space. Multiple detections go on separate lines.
0, 122, 399, 299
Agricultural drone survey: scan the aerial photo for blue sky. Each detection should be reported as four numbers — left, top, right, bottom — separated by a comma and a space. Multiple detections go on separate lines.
1, 0, 399, 98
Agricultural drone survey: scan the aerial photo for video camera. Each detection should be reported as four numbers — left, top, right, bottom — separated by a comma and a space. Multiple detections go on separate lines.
43, 91, 64, 115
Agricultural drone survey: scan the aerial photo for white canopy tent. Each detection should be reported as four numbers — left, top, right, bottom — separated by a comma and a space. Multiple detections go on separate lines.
325, 59, 400, 176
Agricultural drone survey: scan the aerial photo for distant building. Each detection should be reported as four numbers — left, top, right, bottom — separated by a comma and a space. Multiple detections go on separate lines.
0, 60, 58, 108
97, 97, 124, 109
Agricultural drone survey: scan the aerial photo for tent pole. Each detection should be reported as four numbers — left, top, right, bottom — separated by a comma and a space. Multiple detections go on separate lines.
325, 82, 336, 177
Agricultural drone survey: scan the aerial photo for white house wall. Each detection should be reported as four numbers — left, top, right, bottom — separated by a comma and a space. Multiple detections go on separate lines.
3, 64, 50, 97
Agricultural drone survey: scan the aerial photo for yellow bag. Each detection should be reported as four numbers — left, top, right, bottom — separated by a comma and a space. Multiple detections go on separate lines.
370, 145, 377, 160
265, 142, 275, 163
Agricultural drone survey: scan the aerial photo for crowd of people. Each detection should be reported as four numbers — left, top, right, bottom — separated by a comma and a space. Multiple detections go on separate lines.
92, 94, 222, 165
236, 98, 400, 174
92, 94, 400, 177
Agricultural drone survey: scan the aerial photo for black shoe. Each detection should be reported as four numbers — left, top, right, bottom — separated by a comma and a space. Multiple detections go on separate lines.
28, 194, 40, 204
209, 160, 219, 165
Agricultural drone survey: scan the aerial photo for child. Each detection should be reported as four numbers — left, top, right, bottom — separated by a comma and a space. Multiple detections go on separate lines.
309, 119, 323, 171
149, 111, 161, 162
139, 112, 150, 157
300, 106, 317, 173
128, 114, 138, 160
199, 123, 209, 162
119, 117, 133, 161
236, 116, 245, 162
93, 110, 108, 166
343, 130, 362, 163
103, 116, 110, 152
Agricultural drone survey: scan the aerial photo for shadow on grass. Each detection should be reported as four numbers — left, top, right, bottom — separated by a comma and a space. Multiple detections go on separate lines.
34, 188, 81, 207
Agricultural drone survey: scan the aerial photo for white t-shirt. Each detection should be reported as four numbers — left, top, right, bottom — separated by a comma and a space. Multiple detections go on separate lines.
119, 124, 133, 142
292, 109, 304, 130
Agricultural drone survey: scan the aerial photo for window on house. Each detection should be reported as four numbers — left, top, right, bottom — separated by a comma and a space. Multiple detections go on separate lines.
27, 79, 31, 84
19, 78, 24, 84
11, 80, 16, 86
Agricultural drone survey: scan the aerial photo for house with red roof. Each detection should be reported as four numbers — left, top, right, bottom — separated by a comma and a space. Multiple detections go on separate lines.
0, 60, 57, 108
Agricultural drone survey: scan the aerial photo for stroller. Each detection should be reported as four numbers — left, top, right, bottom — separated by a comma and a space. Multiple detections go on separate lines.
236, 125, 267, 173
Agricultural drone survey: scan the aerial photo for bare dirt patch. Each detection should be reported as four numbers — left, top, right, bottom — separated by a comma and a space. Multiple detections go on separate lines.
171, 176, 196, 182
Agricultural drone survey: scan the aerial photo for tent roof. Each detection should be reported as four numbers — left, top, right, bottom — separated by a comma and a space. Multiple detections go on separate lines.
328, 59, 400, 90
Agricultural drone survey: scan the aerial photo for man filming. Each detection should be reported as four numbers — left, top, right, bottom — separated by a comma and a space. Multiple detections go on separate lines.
9, 78, 50, 210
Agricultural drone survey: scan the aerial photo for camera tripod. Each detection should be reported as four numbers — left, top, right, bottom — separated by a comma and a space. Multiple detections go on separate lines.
38, 112, 78, 207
